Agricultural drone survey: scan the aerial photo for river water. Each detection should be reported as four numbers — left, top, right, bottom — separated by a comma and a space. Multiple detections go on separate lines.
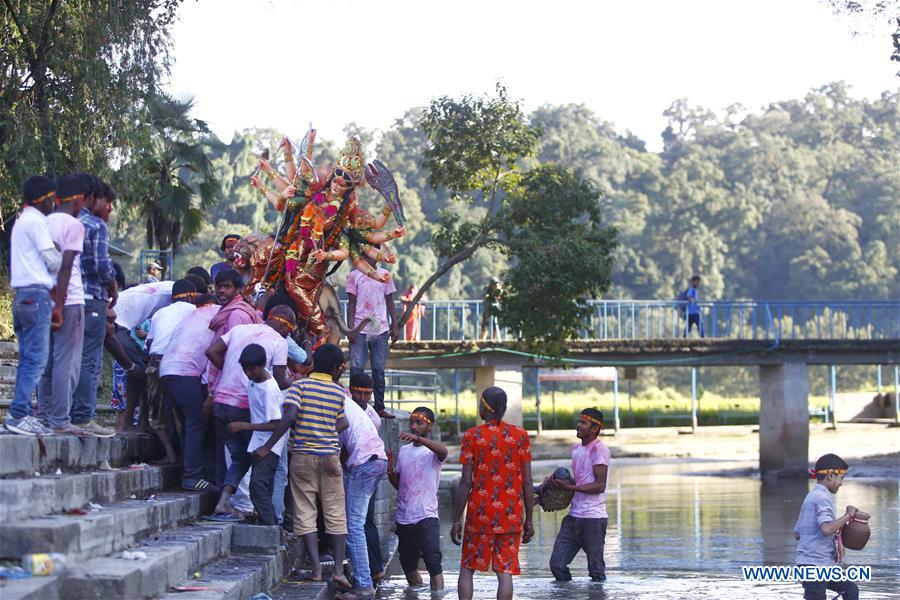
375, 458, 899, 599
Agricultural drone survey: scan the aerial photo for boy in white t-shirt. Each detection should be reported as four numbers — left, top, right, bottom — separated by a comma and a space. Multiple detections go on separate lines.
225, 343, 287, 526
387, 406, 448, 591
547, 408, 610, 583
37, 173, 88, 436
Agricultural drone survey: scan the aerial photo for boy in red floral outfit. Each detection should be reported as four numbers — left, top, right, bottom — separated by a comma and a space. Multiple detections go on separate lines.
451, 386, 534, 600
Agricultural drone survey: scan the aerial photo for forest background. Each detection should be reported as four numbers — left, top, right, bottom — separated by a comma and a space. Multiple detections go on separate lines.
1, 2, 898, 423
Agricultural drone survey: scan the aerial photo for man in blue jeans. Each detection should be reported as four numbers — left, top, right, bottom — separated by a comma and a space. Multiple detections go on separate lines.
347, 252, 398, 420
337, 379, 388, 599
5, 176, 61, 435
683, 275, 704, 338
71, 175, 118, 436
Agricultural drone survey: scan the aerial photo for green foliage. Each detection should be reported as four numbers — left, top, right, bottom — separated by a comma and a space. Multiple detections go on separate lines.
0, 0, 182, 229
422, 84, 539, 198
499, 165, 617, 354
117, 93, 221, 253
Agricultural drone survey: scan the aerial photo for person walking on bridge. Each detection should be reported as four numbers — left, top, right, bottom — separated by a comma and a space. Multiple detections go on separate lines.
683, 275, 704, 338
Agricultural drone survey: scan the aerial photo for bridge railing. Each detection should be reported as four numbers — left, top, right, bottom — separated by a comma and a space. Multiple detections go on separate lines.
337, 299, 900, 342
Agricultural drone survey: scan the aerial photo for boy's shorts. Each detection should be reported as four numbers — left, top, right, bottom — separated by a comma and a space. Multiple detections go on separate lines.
396, 517, 443, 576
461, 531, 521, 575
290, 452, 347, 536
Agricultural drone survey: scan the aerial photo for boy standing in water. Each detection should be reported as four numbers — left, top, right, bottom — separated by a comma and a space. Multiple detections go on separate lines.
794, 453, 860, 600
387, 406, 447, 591
451, 386, 533, 600
548, 408, 610, 583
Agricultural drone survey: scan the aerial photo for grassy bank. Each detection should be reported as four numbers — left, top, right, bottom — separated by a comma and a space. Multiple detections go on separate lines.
400, 387, 841, 438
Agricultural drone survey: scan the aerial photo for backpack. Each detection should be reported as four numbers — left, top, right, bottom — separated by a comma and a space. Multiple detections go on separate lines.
675, 288, 689, 302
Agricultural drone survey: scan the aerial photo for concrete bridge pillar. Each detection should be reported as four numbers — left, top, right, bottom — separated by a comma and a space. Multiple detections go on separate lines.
475, 365, 523, 428
758, 362, 809, 478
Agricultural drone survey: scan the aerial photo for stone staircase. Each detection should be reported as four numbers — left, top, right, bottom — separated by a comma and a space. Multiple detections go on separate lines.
0, 341, 301, 600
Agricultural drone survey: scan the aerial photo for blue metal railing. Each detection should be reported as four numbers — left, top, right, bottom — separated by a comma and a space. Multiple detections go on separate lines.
338, 300, 900, 342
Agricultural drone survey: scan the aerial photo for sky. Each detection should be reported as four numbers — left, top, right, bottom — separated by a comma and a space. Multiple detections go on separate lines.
167, 0, 898, 151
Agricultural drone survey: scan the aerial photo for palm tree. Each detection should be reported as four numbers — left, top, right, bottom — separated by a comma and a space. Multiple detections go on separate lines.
127, 92, 221, 253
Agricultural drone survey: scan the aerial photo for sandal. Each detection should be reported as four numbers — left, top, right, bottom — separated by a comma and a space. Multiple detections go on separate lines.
205, 511, 244, 522
291, 569, 322, 582
332, 575, 352, 591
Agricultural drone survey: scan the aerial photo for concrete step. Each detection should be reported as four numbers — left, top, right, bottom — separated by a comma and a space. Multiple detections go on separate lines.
0, 576, 60, 600
0, 464, 178, 522
0, 340, 17, 357
0, 432, 164, 477
59, 522, 233, 600
0, 491, 216, 562
160, 552, 282, 600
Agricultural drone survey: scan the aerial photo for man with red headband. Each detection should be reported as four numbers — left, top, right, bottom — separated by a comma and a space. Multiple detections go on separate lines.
388, 405, 447, 591
451, 386, 533, 600
547, 407, 610, 583
5, 176, 61, 436
37, 174, 89, 436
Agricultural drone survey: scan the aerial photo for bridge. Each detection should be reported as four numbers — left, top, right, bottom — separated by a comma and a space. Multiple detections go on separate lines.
353, 299, 900, 477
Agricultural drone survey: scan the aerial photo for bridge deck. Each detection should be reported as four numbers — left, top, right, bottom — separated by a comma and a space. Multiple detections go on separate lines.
384, 339, 900, 368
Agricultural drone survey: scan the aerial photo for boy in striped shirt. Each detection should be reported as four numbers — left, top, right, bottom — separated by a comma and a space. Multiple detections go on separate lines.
253, 343, 351, 590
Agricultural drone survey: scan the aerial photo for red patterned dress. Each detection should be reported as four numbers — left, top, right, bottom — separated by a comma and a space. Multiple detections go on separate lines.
459, 420, 532, 574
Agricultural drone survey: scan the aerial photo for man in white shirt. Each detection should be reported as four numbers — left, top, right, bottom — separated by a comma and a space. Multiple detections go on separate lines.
5, 176, 62, 436
37, 174, 89, 436
338, 376, 388, 599
160, 294, 221, 492
106, 280, 175, 435
143, 278, 199, 463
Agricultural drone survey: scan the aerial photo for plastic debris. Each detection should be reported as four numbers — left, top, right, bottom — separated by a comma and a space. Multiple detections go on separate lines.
129, 463, 150, 470
88, 502, 104, 511
193, 571, 201, 580
65, 507, 88, 516
171, 586, 224, 592
121, 551, 147, 561
54, 468, 62, 475
147, 494, 157, 502
129, 494, 137, 499
0, 565, 32, 579
251, 594, 273, 600
98, 459, 113, 471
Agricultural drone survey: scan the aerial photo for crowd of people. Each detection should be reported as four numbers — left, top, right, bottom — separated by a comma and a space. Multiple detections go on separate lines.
6, 174, 860, 600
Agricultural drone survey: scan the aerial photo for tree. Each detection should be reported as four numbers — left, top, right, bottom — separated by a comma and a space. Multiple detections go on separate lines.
119, 93, 221, 253
397, 85, 619, 353
396, 84, 539, 326
0, 0, 183, 228
499, 165, 616, 355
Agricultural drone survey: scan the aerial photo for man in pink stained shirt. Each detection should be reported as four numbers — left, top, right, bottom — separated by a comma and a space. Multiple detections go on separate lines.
347, 253, 398, 420
387, 406, 447, 591
160, 294, 221, 492
546, 407, 610, 583
206, 268, 261, 398
205, 305, 295, 519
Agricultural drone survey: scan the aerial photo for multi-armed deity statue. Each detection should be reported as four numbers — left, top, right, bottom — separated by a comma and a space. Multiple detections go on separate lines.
232, 129, 406, 344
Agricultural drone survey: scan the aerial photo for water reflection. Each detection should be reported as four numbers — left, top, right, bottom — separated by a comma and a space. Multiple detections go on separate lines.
376, 459, 899, 599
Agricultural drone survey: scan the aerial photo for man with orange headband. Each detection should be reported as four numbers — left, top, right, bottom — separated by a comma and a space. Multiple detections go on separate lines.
794, 453, 860, 600
451, 386, 533, 600
36, 174, 88, 436
144, 278, 201, 463
5, 176, 61, 436
205, 305, 295, 520
547, 407, 610, 583
388, 405, 448, 591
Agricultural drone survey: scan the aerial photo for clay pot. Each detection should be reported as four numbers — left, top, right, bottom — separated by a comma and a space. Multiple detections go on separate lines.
841, 515, 871, 551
